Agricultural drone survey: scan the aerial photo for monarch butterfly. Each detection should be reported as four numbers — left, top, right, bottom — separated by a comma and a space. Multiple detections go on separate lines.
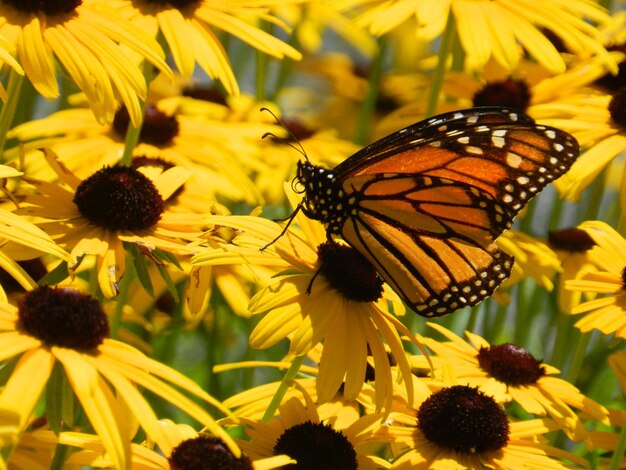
289, 107, 579, 317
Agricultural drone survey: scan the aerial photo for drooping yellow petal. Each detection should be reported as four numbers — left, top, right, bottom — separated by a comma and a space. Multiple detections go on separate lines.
55, 347, 129, 470
0, 347, 54, 430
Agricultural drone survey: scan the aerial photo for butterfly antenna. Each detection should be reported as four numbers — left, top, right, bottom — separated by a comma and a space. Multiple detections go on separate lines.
260, 107, 309, 162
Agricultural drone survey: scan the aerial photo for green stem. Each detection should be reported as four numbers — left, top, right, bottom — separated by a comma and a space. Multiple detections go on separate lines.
109, 254, 135, 339
584, 167, 609, 222
519, 197, 538, 235
49, 444, 71, 470
119, 61, 157, 167
547, 194, 564, 232
424, 12, 456, 118
609, 418, 626, 470
0, 69, 24, 161
564, 331, 591, 384
255, 22, 272, 102
268, 23, 301, 102
514, 281, 531, 345
550, 308, 573, 369
262, 355, 306, 423
354, 36, 388, 145
486, 302, 508, 342
119, 110, 144, 167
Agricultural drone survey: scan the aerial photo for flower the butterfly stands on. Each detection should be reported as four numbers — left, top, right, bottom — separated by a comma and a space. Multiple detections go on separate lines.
284, 106, 579, 317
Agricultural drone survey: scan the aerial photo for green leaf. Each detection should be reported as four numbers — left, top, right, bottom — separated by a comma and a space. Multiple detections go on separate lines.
156, 261, 179, 304
38, 261, 71, 286
126, 243, 154, 298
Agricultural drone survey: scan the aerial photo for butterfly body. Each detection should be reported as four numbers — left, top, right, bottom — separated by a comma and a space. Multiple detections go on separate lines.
294, 107, 579, 317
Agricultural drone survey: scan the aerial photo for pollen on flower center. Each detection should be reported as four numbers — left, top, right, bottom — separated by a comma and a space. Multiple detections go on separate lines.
169, 436, 252, 470
417, 385, 510, 454
273, 420, 358, 470
17, 285, 109, 350
112, 104, 180, 147
316, 241, 384, 303
473, 78, 532, 112
2, 0, 82, 15
477, 343, 546, 385
73, 166, 164, 232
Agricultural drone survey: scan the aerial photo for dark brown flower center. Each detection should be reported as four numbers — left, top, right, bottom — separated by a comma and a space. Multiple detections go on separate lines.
316, 241, 384, 303
131, 156, 183, 202
1, 0, 81, 15
417, 385, 510, 454
273, 420, 357, 470
182, 86, 228, 106
112, 104, 180, 147
621, 267, 626, 290
17, 285, 109, 350
271, 118, 317, 144
169, 436, 252, 470
73, 166, 164, 231
141, 0, 200, 8
477, 343, 546, 385
608, 88, 626, 128
473, 78, 532, 112
548, 228, 596, 252
595, 44, 626, 93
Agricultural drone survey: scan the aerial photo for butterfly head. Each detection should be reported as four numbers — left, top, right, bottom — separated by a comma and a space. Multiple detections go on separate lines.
295, 160, 347, 232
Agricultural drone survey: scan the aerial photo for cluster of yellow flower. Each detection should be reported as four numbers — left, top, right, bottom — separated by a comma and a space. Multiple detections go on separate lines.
0, 0, 625, 469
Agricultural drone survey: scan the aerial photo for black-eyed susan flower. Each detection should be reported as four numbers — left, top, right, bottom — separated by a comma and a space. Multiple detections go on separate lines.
108, 0, 302, 95
231, 390, 391, 469
548, 227, 598, 314
17, 149, 204, 298
0, 285, 238, 469
385, 384, 588, 469
191, 186, 420, 413
0, 0, 171, 126
495, 229, 561, 305
0, 165, 73, 298
6, 102, 265, 204
417, 322, 608, 442
19, 420, 293, 470
548, 86, 626, 201
445, 54, 619, 114
565, 220, 626, 339
355, 0, 613, 74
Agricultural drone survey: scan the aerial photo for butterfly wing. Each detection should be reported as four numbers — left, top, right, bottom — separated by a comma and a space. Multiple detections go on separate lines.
333, 107, 536, 176
335, 108, 579, 237
296, 107, 578, 316
339, 174, 514, 317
